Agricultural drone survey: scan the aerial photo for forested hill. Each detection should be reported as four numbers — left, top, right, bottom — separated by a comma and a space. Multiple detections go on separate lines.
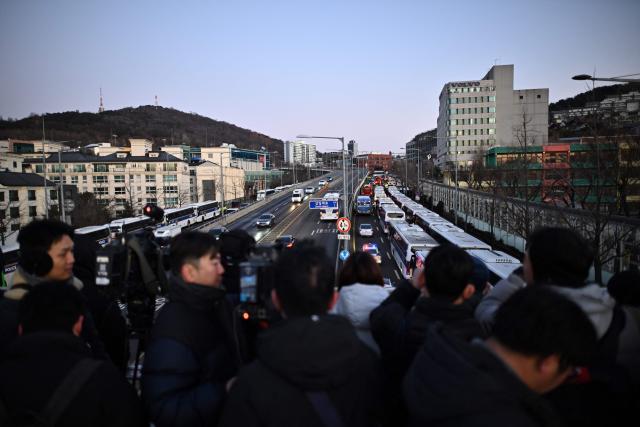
0, 106, 283, 153
550, 82, 640, 111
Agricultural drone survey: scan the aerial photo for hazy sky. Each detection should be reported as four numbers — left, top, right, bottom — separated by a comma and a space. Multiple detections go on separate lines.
1, 0, 638, 152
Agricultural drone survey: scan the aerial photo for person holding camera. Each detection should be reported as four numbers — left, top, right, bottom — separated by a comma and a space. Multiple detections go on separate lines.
0, 219, 106, 358
142, 231, 240, 427
220, 240, 381, 427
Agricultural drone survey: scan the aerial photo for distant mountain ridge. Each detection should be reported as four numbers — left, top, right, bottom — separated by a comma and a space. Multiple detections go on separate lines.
550, 82, 640, 111
0, 106, 283, 154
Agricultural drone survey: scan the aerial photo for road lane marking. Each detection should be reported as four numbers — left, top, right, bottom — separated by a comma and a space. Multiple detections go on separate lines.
386, 252, 392, 260
311, 230, 315, 235
394, 270, 400, 280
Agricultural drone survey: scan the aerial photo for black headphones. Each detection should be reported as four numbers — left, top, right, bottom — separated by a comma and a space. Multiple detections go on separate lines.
19, 247, 53, 277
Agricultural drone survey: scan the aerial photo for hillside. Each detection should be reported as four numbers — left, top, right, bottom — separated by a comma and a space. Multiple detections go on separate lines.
0, 106, 283, 154
550, 82, 640, 111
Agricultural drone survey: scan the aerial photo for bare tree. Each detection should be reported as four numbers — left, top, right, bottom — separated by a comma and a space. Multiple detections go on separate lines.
71, 192, 112, 228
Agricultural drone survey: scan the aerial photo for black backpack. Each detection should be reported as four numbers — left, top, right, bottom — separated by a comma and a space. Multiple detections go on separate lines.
0, 358, 102, 427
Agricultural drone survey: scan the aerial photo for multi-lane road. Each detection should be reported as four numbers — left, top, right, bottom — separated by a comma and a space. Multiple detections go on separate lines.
204, 169, 405, 286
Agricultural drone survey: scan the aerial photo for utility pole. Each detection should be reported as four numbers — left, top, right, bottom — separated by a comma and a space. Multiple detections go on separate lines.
58, 148, 66, 223
42, 117, 48, 219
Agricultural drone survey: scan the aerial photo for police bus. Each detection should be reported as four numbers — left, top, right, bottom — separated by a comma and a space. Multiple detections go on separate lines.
190, 200, 221, 222
430, 224, 492, 251
412, 209, 451, 233
162, 206, 197, 228
467, 249, 522, 284
388, 221, 438, 279
257, 189, 276, 201
75, 224, 111, 247
379, 204, 405, 234
109, 216, 154, 236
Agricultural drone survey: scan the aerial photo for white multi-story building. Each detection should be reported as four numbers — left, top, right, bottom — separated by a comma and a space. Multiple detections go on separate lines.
436, 64, 548, 170
284, 140, 317, 166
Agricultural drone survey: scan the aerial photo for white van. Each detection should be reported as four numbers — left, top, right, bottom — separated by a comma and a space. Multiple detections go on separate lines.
291, 189, 304, 203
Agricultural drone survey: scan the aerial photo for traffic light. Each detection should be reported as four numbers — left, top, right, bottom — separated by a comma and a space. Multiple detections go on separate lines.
142, 203, 164, 222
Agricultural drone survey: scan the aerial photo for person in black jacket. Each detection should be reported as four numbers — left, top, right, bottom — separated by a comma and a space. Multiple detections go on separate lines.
0, 282, 146, 427
220, 240, 381, 427
370, 244, 487, 426
142, 231, 240, 427
0, 219, 106, 359
404, 286, 598, 427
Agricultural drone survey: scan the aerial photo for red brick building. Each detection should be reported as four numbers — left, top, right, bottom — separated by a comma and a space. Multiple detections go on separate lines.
367, 153, 393, 172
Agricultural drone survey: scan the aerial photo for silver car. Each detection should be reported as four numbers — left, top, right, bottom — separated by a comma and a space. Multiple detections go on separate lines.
256, 213, 276, 228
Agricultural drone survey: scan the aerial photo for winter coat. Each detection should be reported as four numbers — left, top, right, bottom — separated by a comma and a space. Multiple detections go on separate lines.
0, 331, 145, 427
474, 271, 527, 327
404, 326, 562, 427
0, 268, 106, 359
219, 314, 381, 427
141, 275, 239, 427
333, 283, 390, 354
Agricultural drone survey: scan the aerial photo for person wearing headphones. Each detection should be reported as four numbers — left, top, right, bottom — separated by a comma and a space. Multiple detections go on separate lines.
0, 219, 106, 358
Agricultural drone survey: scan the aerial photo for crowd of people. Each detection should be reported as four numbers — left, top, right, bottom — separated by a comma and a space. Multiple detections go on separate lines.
0, 218, 638, 426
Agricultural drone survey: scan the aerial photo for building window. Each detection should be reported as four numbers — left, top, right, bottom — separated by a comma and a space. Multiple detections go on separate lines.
29, 206, 37, 217
163, 175, 177, 183
164, 197, 178, 207
96, 199, 109, 206
27, 190, 36, 201
10, 207, 20, 218
488, 128, 496, 135
488, 117, 496, 124
489, 96, 496, 102
35, 165, 44, 173
0, 209, 4, 218
146, 186, 156, 194
71, 176, 78, 184
519, 95, 524, 100
95, 188, 108, 196
73, 165, 86, 172
94, 164, 108, 172
145, 175, 156, 183
163, 163, 177, 172
147, 198, 157, 204
114, 187, 126, 195
0, 192, 4, 202
82, 175, 87, 183
11, 223, 20, 232
93, 175, 108, 184
537, 94, 541, 99
114, 175, 125, 183
9, 190, 19, 202
164, 186, 178, 193
146, 164, 157, 172
489, 107, 496, 113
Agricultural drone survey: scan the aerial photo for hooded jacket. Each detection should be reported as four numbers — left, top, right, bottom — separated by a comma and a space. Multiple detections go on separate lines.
333, 283, 390, 354
220, 314, 381, 427
142, 275, 239, 427
404, 327, 562, 427
474, 271, 527, 327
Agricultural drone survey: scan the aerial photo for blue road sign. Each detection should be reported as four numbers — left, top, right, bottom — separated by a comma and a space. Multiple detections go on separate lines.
339, 250, 350, 261
309, 199, 338, 209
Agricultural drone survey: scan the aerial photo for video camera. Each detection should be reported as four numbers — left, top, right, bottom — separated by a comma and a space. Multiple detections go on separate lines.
95, 204, 168, 331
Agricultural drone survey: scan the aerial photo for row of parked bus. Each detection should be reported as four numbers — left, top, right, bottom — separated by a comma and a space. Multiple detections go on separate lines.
377, 185, 521, 284
1, 200, 223, 275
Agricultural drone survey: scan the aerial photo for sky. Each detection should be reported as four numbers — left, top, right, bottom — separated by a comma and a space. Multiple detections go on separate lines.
1, 0, 639, 152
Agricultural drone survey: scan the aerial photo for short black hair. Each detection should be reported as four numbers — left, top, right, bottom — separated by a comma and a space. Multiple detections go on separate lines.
169, 231, 219, 276
492, 286, 597, 370
18, 282, 85, 334
527, 227, 593, 287
17, 219, 74, 254
274, 240, 335, 317
423, 244, 474, 300
607, 269, 640, 306
338, 251, 384, 289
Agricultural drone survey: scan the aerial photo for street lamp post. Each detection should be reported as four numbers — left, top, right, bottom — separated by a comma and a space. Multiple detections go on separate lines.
297, 134, 348, 254
572, 74, 640, 84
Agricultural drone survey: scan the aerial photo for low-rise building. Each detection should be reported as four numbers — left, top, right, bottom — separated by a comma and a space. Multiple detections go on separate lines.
0, 172, 58, 243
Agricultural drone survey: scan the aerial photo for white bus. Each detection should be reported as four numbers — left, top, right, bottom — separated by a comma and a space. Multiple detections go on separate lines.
153, 224, 183, 246
291, 189, 304, 203
467, 249, 522, 284
257, 189, 276, 201
412, 209, 451, 233
109, 217, 154, 235
75, 224, 111, 247
320, 192, 340, 221
162, 206, 197, 228
430, 225, 492, 251
389, 221, 439, 279
190, 200, 221, 222
379, 205, 405, 234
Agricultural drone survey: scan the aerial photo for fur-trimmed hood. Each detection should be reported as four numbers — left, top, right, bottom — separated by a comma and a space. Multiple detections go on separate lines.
4, 268, 83, 301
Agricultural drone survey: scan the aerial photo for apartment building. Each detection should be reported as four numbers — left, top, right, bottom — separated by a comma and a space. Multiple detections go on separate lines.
436, 64, 549, 171
284, 140, 317, 166
0, 172, 58, 242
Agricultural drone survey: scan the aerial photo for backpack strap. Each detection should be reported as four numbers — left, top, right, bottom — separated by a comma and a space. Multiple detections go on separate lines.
40, 358, 103, 425
305, 391, 344, 427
